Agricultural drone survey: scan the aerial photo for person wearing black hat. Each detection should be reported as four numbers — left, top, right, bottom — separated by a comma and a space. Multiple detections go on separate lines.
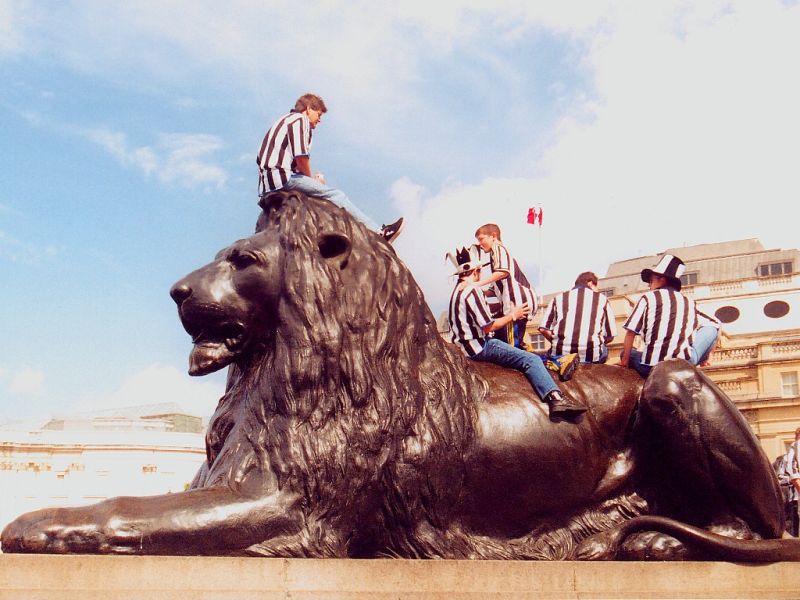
620, 254, 720, 378
447, 247, 586, 419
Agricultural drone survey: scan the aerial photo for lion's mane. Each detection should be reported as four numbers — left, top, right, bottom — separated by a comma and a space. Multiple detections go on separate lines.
191, 192, 485, 556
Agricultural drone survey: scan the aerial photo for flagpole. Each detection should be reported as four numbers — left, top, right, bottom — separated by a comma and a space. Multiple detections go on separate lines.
538, 204, 543, 312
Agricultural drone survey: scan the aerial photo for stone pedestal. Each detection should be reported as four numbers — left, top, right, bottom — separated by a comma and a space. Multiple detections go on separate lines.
1, 555, 798, 599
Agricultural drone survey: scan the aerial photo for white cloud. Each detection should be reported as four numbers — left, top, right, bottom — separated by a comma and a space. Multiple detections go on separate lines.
85, 128, 158, 176
157, 133, 228, 188
8, 367, 44, 395
84, 128, 226, 189
0, 0, 28, 56
394, 0, 800, 314
0, 230, 60, 264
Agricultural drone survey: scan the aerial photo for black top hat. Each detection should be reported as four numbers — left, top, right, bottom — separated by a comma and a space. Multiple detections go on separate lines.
641, 254, 685, 291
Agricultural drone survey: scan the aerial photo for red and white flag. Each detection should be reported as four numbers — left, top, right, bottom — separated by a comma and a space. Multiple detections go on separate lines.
527, 206, 543, 226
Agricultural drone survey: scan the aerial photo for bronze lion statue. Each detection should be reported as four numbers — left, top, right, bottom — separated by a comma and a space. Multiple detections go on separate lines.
3, 191, 799, 561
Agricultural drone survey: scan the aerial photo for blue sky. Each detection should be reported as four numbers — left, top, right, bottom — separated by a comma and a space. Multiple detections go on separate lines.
2, 1, 799, 422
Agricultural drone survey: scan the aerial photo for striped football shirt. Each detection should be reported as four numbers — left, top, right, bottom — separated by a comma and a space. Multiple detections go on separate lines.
257, 112, 312, 195
540, 286, 617, 362
449, 281, 494, 357
624, 288, 719, 366
489, 242, 537, 316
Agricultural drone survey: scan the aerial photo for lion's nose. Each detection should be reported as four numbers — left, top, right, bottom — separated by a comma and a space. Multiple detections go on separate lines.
170, 281, 192, 305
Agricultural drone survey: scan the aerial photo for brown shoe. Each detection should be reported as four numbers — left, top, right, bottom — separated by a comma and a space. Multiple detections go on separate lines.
545, 390, 587, 418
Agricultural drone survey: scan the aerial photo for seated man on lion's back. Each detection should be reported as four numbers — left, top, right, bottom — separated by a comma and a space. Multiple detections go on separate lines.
256, 92, 404, 244
620, 254, 719, 378
447, 247, 586, 420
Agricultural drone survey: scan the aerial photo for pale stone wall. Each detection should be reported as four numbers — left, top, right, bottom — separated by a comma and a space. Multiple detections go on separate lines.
0, 555, 799, 599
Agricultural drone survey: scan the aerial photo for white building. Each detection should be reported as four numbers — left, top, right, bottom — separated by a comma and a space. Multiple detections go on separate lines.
0, 403, 206, 531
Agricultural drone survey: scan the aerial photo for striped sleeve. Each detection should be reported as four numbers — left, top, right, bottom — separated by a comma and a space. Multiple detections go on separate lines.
492, 245, 511, 273
624, 295, 647, 334
540, 298, 557, 331
288, 115, 310, 157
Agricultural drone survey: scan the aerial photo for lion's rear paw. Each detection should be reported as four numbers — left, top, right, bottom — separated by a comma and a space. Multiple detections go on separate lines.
574, 530, 620, 560
618, 531, 688, 560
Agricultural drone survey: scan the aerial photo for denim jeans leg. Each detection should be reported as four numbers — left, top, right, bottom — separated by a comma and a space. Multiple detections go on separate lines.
512, 319, 527, 350
474, 338, 559, 401
596, 345, 609, 364
627, 349, 652, 378
689, 326, 720, 365
282, 175, 380, 231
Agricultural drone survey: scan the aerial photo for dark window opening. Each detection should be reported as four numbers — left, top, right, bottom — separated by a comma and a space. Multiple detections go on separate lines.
680, 272, 698, 286
764, 300, 790, 319
714, 306, 740, 324
758, 261, 792, 277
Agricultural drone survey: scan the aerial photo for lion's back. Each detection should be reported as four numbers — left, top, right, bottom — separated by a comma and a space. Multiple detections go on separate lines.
458, 362, 641, 536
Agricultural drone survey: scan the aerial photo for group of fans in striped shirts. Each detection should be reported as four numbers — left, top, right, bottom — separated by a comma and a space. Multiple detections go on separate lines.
255, 93, 720, 422
447, 227, 720, 421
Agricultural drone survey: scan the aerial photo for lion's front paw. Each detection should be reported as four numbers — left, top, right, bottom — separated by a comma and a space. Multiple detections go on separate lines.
1, 506, 142, 554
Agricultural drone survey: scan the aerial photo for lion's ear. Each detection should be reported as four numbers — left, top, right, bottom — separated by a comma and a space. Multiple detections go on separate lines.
318, 232, 352, 269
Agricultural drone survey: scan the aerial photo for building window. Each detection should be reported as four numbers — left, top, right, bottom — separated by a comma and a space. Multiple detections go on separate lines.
598, 288, 615, 297
757, 261, 792, 277
680, 272, 698, 287
781, 372, 799, 397
529, 333, 548, 351
763, 300, 790, 319
714, 305, 740, 324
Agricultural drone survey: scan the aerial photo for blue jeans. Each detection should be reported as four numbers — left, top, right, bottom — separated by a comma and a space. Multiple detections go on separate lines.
628, 326, 719, 378
473, 338, 559, 401
281, 174, 379, 231
688, 326, 719, 365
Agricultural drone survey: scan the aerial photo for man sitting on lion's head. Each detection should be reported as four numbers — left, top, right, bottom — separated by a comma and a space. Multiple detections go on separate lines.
447, 247, 585, 419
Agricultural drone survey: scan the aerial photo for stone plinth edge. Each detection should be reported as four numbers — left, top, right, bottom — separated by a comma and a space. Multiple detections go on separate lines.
1, 555, 798, 599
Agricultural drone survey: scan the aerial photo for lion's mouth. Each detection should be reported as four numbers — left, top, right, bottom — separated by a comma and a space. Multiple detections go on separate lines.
178, 303, 247, 376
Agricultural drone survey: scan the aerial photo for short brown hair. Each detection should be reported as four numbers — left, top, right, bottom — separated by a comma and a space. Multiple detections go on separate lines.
575, 271, 598, 287
293, 93, 327, 114
475, 223, 502, 240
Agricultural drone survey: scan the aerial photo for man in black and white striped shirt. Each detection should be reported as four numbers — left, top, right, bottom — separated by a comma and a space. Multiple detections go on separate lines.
620, 254, 719, 378
257, 93, 404, 243
447, 247, 585, 419
539, 271, 617, 363
474, 223, 536, 350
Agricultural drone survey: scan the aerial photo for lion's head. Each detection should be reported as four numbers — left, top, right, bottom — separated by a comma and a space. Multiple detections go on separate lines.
171, 218, 355, 377
171, 228, 286, 376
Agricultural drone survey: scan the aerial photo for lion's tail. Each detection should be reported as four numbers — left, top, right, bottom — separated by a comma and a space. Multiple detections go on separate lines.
612, 516, 800, 562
